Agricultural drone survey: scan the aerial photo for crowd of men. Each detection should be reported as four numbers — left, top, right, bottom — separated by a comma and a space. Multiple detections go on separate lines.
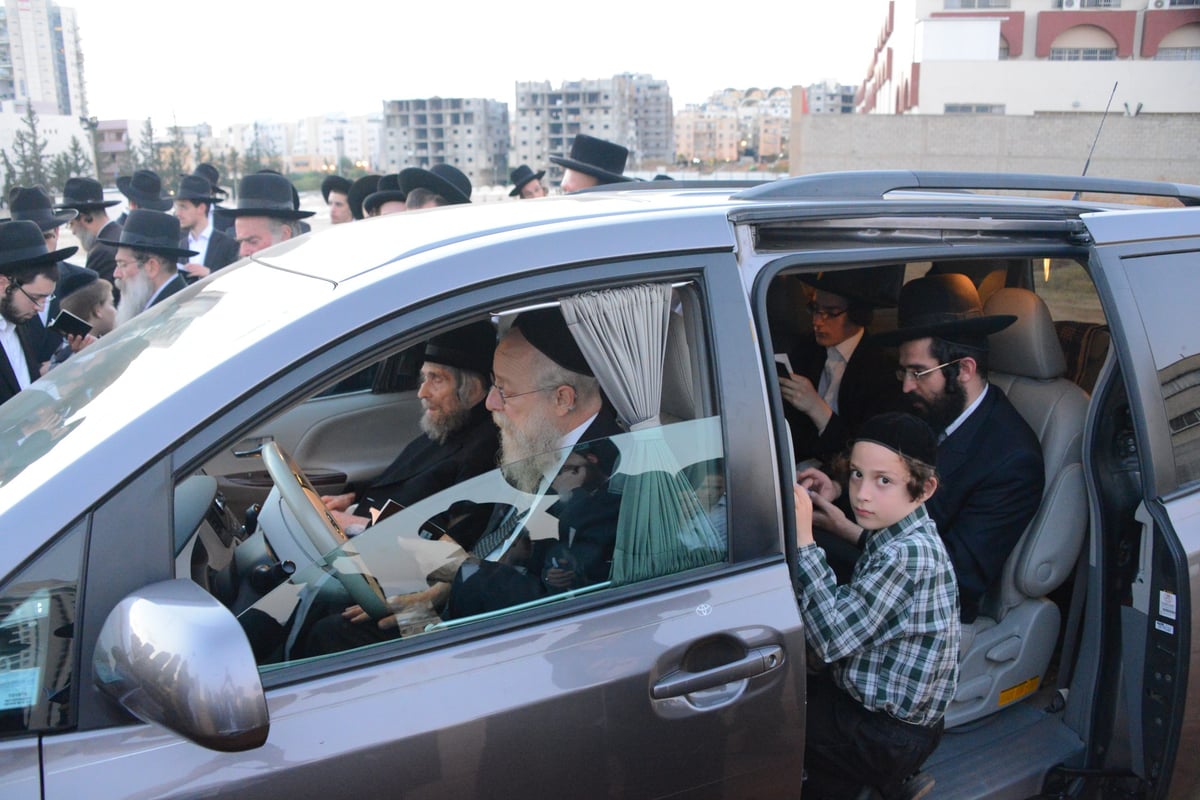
0, 133, 637, 409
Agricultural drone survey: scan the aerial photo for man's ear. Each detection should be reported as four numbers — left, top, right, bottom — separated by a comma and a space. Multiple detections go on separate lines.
552, 384, 578, 415
957, 356, 978, 384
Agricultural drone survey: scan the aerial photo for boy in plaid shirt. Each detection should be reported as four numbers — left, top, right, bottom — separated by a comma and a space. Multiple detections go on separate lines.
794, 412, 960, 799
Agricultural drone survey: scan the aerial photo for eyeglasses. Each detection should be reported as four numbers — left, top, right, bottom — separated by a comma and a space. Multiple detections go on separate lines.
17, 285, 53, 309
895, 358, 966, 383
807, 302, 848, 322
114, 258, 142, 272
488, 378, 558, 405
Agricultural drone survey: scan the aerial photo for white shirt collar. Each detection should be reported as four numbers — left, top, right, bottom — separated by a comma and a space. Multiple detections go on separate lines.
828, 327, 864, 364
942, 383, 989, 441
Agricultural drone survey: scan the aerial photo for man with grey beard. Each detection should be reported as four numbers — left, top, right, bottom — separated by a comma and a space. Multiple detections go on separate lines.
57, 177, 122, 298
102, 210, 196, 327
322, 321, 499, 537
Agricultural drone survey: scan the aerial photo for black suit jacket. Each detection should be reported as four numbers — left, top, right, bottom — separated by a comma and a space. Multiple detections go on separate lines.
927, 385, 1044, 623
87, 220, 122, 289
0, 323, 42, 407
355, 402, 499, 516
148, 274, 188, 308
179, 228, 240, 282
784, 335, 905, 463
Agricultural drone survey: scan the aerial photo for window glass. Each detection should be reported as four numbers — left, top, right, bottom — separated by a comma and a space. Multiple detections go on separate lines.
1122, 251, 1200, 489
178, 282, 728, 669
0, 521, 86, 737
1032, 259, 1105, 324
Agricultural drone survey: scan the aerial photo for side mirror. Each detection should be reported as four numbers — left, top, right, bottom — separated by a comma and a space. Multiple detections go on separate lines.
93, 579, 269, 752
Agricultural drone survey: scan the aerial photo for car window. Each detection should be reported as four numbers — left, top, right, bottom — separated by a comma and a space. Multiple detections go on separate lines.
1032, 258, 1105, 325
174, 281, 730, 669
0, 520, 86, 737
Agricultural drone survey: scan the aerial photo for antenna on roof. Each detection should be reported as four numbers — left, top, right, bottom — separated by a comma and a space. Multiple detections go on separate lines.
1074, 81, 1118, 199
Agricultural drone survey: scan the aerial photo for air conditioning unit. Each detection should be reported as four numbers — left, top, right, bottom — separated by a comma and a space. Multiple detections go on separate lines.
1062, 0, 1076, 8
1152, 0, 1166, 7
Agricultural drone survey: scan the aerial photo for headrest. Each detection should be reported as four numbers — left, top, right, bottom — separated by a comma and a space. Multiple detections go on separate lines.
985, 288, 1066, 380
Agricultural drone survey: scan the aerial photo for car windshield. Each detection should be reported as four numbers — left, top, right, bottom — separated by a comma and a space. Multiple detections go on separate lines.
0, 264, 333, 498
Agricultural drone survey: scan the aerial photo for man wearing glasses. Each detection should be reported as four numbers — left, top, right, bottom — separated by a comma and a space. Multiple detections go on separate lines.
0, 220, 77, 406
779, 266, 905, 466
801, 273, 1043, 624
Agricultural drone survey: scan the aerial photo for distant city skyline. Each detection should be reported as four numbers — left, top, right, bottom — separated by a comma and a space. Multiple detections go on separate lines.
66, 0, 887, 127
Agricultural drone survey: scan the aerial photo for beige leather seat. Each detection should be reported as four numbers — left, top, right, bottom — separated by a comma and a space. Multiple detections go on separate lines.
945, 287, 1090, 727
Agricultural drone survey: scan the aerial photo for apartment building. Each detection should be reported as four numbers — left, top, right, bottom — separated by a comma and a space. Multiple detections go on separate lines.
379, 97, 508, 187
0, 0, 86, 117
861, 0, 1200, 114
513, 74, 672, 180
675, 87, 791, 165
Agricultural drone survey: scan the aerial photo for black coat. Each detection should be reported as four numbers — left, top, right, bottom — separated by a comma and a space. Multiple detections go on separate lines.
354, 401, 500, 516
0, 323, 41, 407
179, 228, 240, 282
784, 335, 906, 464
927, 385, 1044, 623
87, 220, 122, 290
148, 274, 189, 308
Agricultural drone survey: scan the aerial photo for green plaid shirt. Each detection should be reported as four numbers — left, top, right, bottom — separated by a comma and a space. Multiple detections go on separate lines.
796, 505, 960, 726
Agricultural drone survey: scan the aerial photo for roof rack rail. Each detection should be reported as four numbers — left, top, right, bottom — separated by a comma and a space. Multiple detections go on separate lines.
733, 170, 1200, 206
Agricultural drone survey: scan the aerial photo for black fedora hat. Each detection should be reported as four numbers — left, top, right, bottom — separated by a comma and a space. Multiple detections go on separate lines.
0, 220, 77, 276
799, 264, 904, 309
424, 320, 497, 377
117, 170, 173, 212
871, 274, 1016, 347
363, 173, 408, 214
398, 163, 472, 205
508, 164, 546, 197
3, 187, 77, 230
57, 177, 120, 211
191, 163, 227, 198
219, 174, 315, 220
321, 174, 352, 203
175, 174, 223, 205
549, 134, 633, 185
98, 209, 197, 259
347, 174, 380, 220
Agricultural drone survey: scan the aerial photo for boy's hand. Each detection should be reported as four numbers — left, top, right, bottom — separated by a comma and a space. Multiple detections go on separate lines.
793, 484, 814, 547
796, 467, 839, 501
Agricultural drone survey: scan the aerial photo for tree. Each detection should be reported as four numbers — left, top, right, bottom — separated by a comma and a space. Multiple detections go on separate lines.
132, 117, 161, 173
49, 136, 94, 195
2, 106, 53, 196
160, 123, 188, 190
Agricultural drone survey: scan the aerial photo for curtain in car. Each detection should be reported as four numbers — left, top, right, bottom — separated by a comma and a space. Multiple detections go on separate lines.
559, 284, 724, 585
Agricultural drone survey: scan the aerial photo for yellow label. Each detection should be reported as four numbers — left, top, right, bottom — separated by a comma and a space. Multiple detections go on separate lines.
998, 676, 1041, 706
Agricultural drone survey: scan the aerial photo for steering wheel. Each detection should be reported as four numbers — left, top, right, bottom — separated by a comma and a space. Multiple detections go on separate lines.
261, 441, 390, 620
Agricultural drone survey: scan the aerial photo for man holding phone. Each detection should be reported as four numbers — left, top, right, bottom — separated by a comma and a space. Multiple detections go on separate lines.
0, 221, 77, 406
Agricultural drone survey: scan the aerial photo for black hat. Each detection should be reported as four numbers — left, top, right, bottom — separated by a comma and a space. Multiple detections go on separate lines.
57, 177, 120, 211
3, 187, 77, 230
117, 170, 173, 212
854, 412, 938, 469
175, 174, 222, 205
219, 174, 315, 220
508, 164, 546, 197
191, 163, 226, 198
56, 265, 100, 299
321, 175, 352, 203
363, 174, 407, 214
0, 220, 77, 276
347, 174, 380, 220
424, 320, 497, 377
98, 209, 197, 259
549, 134, 633, 186
871, 274, 1016, 347
398, 164, 472, 205
799, 264, 904, 308
511, 307, 593, 377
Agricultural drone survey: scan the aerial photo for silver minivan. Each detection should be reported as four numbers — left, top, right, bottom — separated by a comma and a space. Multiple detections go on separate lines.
1, 172, 1198, 799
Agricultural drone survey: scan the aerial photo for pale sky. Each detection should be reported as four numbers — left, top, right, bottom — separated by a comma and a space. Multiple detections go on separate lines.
69, 0, 890, 128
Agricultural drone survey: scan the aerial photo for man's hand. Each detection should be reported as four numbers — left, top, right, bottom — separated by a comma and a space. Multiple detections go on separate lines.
779, 373, 833, 431
328, 508, 369, 532
796, 467, 840, 502
181, 262, 210, 280
322, 492, 356, 512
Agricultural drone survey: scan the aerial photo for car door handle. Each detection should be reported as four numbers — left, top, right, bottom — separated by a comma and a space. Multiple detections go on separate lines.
651, 645, 784, 700
233, 436, 273, 458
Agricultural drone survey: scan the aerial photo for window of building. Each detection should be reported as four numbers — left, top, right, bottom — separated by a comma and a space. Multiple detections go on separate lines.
944, 103, 1006, 113
1155, 46, 1200, 59
1049, 47, 1118, 59
945, 0, 1010, 7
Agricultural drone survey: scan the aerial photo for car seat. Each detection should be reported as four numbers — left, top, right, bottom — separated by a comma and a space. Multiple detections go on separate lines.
945, 287, 1090, 727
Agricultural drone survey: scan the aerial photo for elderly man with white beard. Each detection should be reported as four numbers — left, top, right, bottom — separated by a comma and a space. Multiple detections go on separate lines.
103, 210, 196, 327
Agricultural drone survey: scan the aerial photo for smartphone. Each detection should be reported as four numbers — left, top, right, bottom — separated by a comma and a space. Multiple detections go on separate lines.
48, 309, 93, 338
774, 353, 794, 378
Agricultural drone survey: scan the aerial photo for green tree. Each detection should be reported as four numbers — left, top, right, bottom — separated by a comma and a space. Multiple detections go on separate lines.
49, 136, 94, 194
2, 106, 53, 194
161, 123, 188, 190
132, 117, 161, 173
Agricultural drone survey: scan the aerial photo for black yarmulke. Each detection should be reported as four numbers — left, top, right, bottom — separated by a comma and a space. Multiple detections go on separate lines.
512, 307, 593, 377
854, 412, 937, 468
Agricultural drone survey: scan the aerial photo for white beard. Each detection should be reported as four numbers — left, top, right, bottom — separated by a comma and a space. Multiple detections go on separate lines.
114, 269, 155, 327
495, 404, 563, 493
